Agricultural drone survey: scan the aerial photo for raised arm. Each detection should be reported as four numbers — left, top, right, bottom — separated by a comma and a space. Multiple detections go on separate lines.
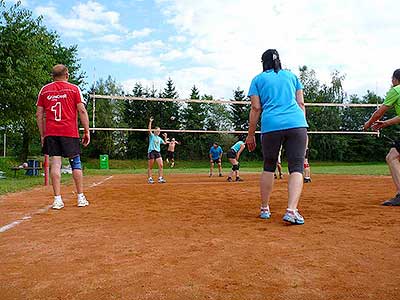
246, 95, 262, 152
148, 117, 154, 135
77, 103, 90, 147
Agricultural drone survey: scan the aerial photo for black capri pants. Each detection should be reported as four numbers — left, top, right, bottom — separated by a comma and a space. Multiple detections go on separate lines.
261, 127, 307, 174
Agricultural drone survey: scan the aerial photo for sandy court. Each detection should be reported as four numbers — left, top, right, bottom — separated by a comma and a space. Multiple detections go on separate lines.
0, 173, 400, 300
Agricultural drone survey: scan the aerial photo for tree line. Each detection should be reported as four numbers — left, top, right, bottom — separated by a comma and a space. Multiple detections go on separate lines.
0, 2, 396, 163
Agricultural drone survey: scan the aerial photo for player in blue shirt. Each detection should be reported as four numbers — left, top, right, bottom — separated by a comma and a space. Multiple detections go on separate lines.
147, 117, 168, 184
209, 142, 223, 177
246, 49, 308, 225
227, 140, 246, 182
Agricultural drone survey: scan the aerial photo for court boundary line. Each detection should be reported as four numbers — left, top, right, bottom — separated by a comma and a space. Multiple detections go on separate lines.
0, 176, 113, 233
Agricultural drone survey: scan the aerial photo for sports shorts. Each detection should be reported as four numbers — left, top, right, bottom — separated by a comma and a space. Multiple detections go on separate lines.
227, 149, 237, 159
148, 150, 161, 160
42, 136, 80, 158
166, 151, 174, 160
211, 158, 221, 164
261, 127, 307, 174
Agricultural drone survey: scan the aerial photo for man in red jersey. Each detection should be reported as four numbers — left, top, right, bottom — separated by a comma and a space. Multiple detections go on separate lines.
36, 64, 90, 210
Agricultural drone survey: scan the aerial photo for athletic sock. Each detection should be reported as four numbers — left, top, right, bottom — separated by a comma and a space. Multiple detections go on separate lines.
54, 195, 62, 201
77, 193, 85, 200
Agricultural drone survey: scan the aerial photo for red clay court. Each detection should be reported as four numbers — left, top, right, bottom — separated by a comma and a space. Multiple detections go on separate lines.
1, 173, 399, 300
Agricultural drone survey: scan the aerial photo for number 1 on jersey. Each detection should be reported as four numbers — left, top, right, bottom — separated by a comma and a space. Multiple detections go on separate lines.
51, 102, 62, 121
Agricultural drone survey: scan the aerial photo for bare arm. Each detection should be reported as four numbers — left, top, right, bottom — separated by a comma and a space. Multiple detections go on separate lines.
36, 106, 45, 146
296, 89, 306, 115
77, 103, 90, 147
236, 144, 246, 160
148, 117, 153, 135
364, 105, 390, 130
246, 95, 262, 152
371, 116, 400, 130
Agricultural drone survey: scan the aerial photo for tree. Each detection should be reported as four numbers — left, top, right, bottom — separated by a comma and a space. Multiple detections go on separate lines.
180, 86, 209, 159
123, 82, 153, 159
0, 2, 84, 159
84, 76, 125, 158
158, 78, 181, 130
230, 87, 250, 132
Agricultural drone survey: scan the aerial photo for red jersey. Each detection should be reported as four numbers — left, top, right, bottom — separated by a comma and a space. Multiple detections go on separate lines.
37, 81, 84, 138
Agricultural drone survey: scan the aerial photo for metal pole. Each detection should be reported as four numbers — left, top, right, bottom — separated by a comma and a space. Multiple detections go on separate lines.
92, 67, 96, 132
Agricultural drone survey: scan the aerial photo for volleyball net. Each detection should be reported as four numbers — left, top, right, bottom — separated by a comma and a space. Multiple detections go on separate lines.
86, 94, 380, 136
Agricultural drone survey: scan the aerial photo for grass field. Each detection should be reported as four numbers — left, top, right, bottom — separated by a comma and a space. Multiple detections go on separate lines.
0, 156, 390, 195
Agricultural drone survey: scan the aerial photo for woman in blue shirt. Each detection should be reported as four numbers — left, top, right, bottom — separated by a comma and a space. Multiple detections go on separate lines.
246, 49, 308, 225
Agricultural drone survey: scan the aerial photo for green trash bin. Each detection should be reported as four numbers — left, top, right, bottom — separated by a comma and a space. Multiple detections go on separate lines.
99, 155, 109, 169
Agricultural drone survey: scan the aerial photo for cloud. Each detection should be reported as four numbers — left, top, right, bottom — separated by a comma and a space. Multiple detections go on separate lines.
35, 0, 125, 35
155, 0, 400, 98
127, 28, 153, 39
101, 40, 166, 69
92, 34, 123, 43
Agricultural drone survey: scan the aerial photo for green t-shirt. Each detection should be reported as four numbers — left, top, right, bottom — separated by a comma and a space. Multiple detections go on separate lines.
383, 85, 400, 116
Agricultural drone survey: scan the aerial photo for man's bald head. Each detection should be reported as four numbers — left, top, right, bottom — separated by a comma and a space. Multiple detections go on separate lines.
51, 64, 69, 81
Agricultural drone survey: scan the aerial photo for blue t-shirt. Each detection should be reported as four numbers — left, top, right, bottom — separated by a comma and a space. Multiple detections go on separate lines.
248, 69, 308, 133
148, 133, 164, 153
231, 141, 244, 153
209, 146, 223, 160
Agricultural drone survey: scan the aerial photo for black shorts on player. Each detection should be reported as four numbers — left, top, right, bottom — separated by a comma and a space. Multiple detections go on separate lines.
227, 149, 237, 159
166, 150, 174, 160
212, 158, 221, 164
148, 150, 161, 160
42, 136, 80, 157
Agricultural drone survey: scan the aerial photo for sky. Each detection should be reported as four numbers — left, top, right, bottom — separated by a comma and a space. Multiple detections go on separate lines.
4, 0, 399, 99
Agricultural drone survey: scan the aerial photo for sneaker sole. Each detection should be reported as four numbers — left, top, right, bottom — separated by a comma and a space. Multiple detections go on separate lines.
260, 214, 271, 219
283, 217, 304, 225
52, 205, 64, 210
78, 202, 89, 207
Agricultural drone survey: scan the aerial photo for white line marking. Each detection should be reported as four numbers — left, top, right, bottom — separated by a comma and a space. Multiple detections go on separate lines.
0, 176, 113, 233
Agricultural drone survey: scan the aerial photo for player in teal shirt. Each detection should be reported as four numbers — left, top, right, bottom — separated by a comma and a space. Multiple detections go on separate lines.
364, 69, 400, 205
147, 117, 168, 184
246, 49, 308, 225
209, 142, 223, 177
227, 141, 246, 182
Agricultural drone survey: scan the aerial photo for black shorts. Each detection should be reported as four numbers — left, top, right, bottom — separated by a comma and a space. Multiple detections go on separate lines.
148, 150, 161, 160
211, 158, 221, 164
227, 149, 237, 159
261, 127, 307, 174
42, 136, 80, 157
166, 151, 174, 160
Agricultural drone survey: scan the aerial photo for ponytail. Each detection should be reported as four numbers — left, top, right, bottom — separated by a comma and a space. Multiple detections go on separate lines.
261, 49, 282, 73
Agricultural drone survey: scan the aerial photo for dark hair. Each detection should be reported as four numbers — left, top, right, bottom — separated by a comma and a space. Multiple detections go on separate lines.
393, 69, 400, 81
261, 49, 282, 73
213, 142, 219, 146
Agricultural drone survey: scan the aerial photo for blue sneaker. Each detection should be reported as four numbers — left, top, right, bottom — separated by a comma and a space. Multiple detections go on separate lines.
259, 207, 271, 219
283, 209, 304, 225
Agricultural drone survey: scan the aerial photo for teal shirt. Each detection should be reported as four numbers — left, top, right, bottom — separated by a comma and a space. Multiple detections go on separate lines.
248, 69, 308, 133
148, 133, 164, 153
231, 141, 244, 153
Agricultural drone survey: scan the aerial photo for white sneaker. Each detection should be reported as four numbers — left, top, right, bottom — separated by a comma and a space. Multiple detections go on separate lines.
77, 195, 89, 207
158, 177, 166, 183
52, 198, 64, 210
148, 177, 154, 184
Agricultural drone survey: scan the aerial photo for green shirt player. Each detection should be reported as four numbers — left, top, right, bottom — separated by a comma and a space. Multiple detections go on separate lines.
364, 69, 400, 205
